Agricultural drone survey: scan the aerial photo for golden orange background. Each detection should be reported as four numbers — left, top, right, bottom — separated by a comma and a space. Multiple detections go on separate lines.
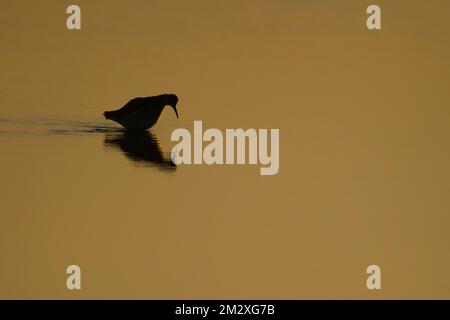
0, 0, 449, 298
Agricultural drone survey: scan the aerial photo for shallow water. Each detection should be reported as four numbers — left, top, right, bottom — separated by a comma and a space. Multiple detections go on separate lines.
1, 0, 450, 299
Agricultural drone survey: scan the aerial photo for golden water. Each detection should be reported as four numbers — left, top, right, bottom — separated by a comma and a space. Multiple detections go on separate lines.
0, 0, 449, 298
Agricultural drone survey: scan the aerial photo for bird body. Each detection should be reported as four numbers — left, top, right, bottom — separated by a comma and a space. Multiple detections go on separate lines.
104, 94, 178, 130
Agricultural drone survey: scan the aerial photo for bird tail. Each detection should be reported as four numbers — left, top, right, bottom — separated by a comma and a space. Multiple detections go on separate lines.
103, 111, 113, 119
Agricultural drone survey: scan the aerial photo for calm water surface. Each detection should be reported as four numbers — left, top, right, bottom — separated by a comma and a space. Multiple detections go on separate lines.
1, 0, 449, 298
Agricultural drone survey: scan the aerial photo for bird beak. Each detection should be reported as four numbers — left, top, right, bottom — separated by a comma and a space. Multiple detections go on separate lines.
172, 105, 179, 118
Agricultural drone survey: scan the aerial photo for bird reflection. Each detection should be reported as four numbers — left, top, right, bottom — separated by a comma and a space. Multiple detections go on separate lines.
104, 131, 176, 170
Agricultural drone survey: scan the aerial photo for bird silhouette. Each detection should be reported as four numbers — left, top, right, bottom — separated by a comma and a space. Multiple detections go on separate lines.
103, 94, 179, 130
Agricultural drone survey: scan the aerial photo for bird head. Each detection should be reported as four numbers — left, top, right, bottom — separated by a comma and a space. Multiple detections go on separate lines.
166, 94, 179, 118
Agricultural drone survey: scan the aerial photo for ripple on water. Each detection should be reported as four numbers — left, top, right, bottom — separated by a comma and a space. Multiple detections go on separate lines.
0, 116, 122, 136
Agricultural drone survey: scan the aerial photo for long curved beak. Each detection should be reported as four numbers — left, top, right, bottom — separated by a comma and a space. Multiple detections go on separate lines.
172, 105, 179, 118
